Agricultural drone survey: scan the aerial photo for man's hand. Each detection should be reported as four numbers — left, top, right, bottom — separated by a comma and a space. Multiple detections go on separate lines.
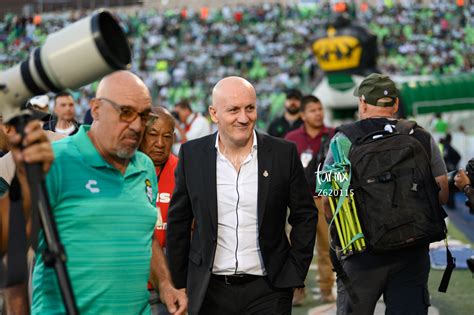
8, 120, 54, 174
150, 237, 188, 314
158, 281, 188, 315
6, 120, 54, 219
454, 169, 471, 191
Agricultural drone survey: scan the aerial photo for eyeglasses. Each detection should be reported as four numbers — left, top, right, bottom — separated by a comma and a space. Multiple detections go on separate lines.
97, 97, 157, 124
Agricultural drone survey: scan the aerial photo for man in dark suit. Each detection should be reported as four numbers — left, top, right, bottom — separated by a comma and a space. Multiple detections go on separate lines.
166, 76, 317, 315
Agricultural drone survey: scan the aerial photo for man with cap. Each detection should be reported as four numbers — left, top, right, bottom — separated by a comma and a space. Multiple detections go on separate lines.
322, 73, 448, 314
267, 88, 303, 138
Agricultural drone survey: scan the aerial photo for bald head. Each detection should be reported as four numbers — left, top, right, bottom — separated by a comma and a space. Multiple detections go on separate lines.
96, 70, 150, 101
209, 76, 257, 149
148, 106, 176, 130
88, 71, 152, 169
212, 76, 256, 110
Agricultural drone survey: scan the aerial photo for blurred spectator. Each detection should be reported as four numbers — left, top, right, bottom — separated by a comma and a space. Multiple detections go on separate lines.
43, 92, 80, 136
173, 99, 210, 144
441, 133, 461, 173
0, 2, 472, 128
83, 108, 93, 125
267, 88, 303, 138
285, 95, 335, 305
441, 133, 461, 208
431, 113, 449, 134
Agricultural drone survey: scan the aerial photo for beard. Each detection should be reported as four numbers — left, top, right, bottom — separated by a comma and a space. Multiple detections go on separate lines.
286, 106, 300, 115
116, 131, 141, 159
116, 147, 137, 159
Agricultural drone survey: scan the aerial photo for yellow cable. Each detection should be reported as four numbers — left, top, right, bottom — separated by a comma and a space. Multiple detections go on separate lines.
328, 195, 346, 250
350, 194, 366, 248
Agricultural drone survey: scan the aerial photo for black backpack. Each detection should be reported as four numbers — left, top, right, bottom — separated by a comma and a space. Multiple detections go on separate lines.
338, 120, 447, 252
330, 120, 455, 304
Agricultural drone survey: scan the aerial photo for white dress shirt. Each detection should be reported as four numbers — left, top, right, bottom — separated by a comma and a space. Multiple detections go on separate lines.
212, 131, 266, 275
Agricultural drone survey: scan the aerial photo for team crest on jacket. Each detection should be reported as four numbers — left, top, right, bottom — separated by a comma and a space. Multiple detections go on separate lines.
145, 179, 153, 203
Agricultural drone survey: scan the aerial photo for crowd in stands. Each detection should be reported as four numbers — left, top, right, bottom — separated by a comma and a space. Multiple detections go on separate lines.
0, 1, 473, 125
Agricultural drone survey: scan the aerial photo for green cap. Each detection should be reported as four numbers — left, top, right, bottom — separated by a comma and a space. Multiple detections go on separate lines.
353, 73, 398, 107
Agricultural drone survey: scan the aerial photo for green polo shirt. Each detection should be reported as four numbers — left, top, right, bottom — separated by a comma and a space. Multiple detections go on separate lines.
32, 126, 158, 315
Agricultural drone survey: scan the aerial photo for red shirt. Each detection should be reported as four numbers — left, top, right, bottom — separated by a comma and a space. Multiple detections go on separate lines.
154, 154, 178, 248
149, 154, 178, 290
285, 125, 335, 157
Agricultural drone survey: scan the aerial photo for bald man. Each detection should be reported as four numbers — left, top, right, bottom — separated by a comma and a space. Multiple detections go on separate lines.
166, 76, 317, 315
30, 71, 187, 315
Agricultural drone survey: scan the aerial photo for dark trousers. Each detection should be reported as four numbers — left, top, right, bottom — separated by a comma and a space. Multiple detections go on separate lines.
199, 276, 293, 315
336, 245, 431, 315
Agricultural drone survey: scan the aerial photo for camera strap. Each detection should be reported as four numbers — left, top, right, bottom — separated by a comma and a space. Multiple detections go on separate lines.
438, 239, 455, 293
5, 176, 28, 286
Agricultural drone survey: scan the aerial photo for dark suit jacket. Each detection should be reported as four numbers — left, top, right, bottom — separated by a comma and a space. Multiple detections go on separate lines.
166, 131, 317, 314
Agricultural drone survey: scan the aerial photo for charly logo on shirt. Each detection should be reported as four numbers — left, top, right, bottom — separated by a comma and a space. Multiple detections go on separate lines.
145, 179, 153, 203
85, 180, 100, 193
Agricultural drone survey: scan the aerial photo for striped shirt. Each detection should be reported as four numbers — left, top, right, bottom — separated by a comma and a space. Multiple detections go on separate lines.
31, 126, 158, 315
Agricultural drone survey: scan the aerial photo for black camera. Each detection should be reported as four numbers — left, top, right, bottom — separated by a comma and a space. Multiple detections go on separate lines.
448, 158, 474, 188
467, 158, 474, 182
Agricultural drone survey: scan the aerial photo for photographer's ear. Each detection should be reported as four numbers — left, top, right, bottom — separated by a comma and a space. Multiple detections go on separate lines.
2, 124, 15, 136
90, 99, 101, 121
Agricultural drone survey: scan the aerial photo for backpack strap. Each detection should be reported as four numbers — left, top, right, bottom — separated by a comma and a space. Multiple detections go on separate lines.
396, 119, 433, 160
336, 123, 366, 144
397, 118, 454, 291
329, 247, 359, 306
395, 119, 417, 135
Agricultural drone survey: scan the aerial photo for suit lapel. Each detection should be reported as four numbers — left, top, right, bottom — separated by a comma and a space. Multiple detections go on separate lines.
203, 133, 218, 236
257, 132, 273, 228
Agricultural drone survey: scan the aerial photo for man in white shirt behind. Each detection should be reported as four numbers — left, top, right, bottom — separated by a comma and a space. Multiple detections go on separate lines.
173, 100, 210, 143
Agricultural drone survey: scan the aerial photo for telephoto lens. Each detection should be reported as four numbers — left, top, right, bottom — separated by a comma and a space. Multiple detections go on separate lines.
0, 10, 131, 122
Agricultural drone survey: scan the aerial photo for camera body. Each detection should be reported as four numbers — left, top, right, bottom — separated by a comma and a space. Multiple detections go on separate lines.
466, 158, 474, 183
448, 158, 474, 188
